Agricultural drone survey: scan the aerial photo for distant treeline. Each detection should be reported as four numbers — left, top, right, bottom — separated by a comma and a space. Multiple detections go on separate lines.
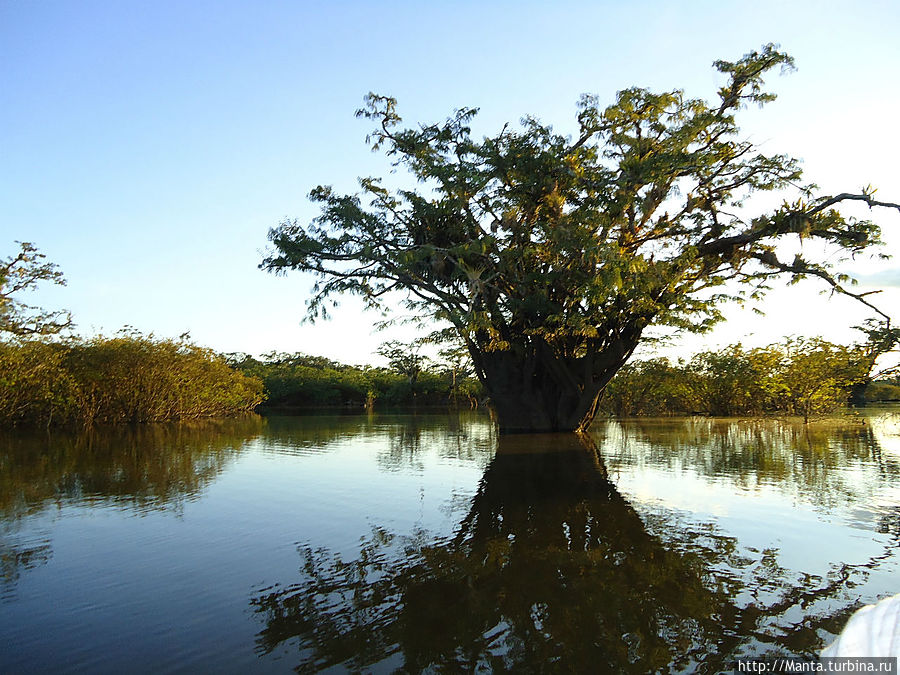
600, 338, 900, 421
225, 351, 483, 410
0, 332, 265, 427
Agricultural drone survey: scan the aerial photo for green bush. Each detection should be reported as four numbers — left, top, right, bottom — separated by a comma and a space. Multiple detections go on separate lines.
0, 332, 265, 427
0, 340, 77, 426
601, 338, 876, 420
601, 358, 696, 416
864, 381, 900, 402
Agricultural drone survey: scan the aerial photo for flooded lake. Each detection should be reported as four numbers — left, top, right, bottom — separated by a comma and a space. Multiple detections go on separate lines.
2, 409, 898, 672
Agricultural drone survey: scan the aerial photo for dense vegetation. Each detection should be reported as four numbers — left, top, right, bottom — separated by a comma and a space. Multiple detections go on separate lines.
601, 338, 899, 421
227, 351, 483, 410
0, 335, 485, 428
0, 332, 265, 427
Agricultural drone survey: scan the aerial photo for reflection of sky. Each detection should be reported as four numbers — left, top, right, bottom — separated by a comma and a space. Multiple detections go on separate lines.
231, 434, 489, 557
610, 466, 892, 576
870, 411, 900, 458
198, 414, 496, 561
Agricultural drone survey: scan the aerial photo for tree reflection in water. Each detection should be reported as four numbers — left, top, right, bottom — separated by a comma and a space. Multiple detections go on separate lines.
252, 431, 897, 673
594, 416, 900, 503
0, 417, 264, 595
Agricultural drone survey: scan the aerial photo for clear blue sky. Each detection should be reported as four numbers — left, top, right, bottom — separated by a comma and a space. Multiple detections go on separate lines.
2, 0, 898, 364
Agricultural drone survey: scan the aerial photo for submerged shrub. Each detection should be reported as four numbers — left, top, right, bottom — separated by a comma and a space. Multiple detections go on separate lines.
0, 332, 265, 427
601, 338, 880, 420
0, 340, 77, 426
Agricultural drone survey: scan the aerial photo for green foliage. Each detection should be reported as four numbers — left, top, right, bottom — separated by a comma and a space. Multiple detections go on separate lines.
0, 332, 265, 427
262, 44, 899, 432
601, 337, 874, 421
601, 358, 697, 416
0, 340, 76, 426
776, 338, 863, 422
864, 381, 900, 402
229, 350, 484, 410
377, 340, 428, 389
0, 242, 72, 337
436, 343, 478, 405
689, 344, 785, 416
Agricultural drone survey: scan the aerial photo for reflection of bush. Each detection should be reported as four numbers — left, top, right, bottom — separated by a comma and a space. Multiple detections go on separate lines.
592, 415, 898, 510
1, 536, 52, 593
0, 416, 265, 595
254, 410, 496, 473
0, 416, 265, 518
252, 434, 894, 672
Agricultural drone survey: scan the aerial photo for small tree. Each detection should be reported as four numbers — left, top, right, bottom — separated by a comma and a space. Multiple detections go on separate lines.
601, 358, 695, 416
1, 242, 72, 337
263, 45, 898, 433
689, 345, 784, 416
377, 340, 428, 397
777, 338, 862, 422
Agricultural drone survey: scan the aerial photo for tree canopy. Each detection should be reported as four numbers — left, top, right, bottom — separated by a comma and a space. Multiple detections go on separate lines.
1, 242, 72, 337
262, 45, 899, 432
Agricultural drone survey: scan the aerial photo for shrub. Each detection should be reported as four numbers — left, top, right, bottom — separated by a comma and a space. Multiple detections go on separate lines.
0, 332, 265, 427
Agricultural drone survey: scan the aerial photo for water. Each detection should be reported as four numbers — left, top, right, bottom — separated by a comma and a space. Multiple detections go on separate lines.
1, 409, 898, 673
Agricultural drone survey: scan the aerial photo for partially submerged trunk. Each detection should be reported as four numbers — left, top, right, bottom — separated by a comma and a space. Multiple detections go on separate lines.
471, 337, 637, 434
848, 379, 869, 406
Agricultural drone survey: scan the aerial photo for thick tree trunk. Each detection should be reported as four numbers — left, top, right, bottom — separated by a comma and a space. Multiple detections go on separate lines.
473, 338, 636, 434
848, 380, 869, 405
485, 372, 598, 433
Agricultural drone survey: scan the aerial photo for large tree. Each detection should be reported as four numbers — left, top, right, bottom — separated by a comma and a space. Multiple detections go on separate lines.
262, 45, 898, 433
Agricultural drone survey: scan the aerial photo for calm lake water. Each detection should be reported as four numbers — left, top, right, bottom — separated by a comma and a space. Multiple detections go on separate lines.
2, 409, 898, 673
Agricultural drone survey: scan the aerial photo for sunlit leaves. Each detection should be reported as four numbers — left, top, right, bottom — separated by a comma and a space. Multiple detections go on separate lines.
0, 332, 265, 427
602, 337, 876, 420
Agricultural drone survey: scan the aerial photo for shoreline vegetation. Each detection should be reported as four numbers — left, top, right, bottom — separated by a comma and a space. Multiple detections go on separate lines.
600, 338, 899, 421
0, 331, 483, 429
1, 331, 898, 429
0, 331, 265, 427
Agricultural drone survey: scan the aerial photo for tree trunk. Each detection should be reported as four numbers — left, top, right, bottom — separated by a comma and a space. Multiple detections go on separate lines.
472, 337, 636, 434
848, 380, 869, 405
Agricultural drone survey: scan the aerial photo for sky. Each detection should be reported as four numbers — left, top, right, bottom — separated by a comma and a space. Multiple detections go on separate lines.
2, 0, 899, 365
